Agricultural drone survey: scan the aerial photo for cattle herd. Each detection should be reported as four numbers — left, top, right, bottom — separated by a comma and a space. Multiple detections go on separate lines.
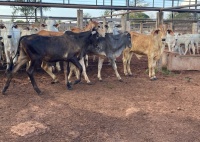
0, 19, 199, 95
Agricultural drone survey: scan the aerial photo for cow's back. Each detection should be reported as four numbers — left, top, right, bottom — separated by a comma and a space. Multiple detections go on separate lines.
130, 32, 153, 55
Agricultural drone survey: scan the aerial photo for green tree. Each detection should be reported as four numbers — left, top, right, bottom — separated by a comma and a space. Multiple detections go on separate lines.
130, 0, 149, 6
15, 20, 25, 23
83, 13, 92, 18
167, 12, 196, 20
129, 12, 149, 19
101, 10, 111, 17
11, 0, 50, 23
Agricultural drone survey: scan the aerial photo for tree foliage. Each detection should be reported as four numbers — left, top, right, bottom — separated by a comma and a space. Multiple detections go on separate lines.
130, 0, 149, 6
129, 12, 150, 19
83, 13, 92, 18
167, 12, 198, 20
101, 10, 111, 17
11, 0, 50, 23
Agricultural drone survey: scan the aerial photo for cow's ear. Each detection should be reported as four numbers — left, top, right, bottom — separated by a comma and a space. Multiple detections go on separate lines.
169, 30, 174, 35
41, 24, 47, 27
153, 29, 160, 35
0, 25, 5, 29
13, 24, 18, 28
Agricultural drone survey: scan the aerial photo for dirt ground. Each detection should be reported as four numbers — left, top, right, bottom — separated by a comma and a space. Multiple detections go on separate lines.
0, 55, 200, 142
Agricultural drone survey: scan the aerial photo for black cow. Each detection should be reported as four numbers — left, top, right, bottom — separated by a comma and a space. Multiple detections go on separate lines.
2, 30, 99, 95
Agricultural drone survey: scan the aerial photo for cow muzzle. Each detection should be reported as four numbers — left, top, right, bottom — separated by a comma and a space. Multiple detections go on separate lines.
0, 37, 2, 40
162, 38, 166, 42
7, 35, 12, 38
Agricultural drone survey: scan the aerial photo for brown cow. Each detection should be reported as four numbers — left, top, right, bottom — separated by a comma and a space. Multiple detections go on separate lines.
70, 20, 99, 33
123, 25, 173, 80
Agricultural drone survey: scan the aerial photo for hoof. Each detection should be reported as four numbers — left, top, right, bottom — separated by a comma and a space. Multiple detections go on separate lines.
128, 73, 133, 76
119, 79, 123, 82
37, 91, 42, 95
67, 86, 73, 90
2, 91, 6, 95
51, 80, 59, 84
150, 77, 157, 81
74, 80, 81, 85
87, 82, 93, 85
99, 79, 103, 82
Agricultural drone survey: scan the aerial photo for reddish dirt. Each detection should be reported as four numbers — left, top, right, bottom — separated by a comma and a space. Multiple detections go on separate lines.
0, 55, 200, 142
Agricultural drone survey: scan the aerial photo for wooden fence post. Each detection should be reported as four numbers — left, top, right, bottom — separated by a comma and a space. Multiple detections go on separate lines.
156, 11, 164, 71
77, 10, 83, 29
121, 14, 126, 32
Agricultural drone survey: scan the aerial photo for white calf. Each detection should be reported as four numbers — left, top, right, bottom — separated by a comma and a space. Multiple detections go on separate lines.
174, 33, 193, 55
0, 21, 21, 69
165, 29, 176, 52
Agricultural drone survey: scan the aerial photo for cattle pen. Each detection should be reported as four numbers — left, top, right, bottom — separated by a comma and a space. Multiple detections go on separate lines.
1, 0, 200, 142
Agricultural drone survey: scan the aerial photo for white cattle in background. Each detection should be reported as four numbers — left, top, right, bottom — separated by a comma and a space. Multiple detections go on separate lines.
188, 34, 200, 54
165, 29, 176, 52
21, 25, 39, 36
0, 21, 21, 69
174, 33, 194, 55
44, 19, 59, 32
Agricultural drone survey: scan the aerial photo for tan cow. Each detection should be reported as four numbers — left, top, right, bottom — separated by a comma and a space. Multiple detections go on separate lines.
123, 25, 173, 80
70, 20, 99, 33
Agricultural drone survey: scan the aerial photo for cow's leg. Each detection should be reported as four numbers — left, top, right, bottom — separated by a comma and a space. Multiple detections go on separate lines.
79, 57, 91, 84
184, 42, 189, 55
26, 60, 41, 95
123, 48, 132, 76
41, 62, 59, 83
67, 63, 74, 83
5, 50, 11, 70
68, 63, 80, 84
70, 57, 83, 85
110, 58, 122, 81
85, 55, 89, 67
63, 62, 73, 90
55, 62, 61, 72
196, 42, 199, 54
127, 52, 133, 76
97, 57, 104, 81
151, 60, 157, 80
148, 57, 154, 80
2, 56, 28, 95
122, 51, 129, 76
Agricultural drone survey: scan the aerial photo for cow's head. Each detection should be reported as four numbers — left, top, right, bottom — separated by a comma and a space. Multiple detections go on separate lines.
41, 23, 47, 28
167, 29, 174, 36
12, 24, 18, 29
1, 21, 14, 39
124, 31, 132, 48
152, 24, 169, 45
45, 19, 59, 31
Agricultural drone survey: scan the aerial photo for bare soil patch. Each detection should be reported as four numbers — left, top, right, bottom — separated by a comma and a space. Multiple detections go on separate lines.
0, 55, 200, 142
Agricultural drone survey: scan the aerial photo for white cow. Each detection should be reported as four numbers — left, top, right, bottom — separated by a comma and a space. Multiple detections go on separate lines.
0, 21, 21, 69
174, 33, 194, 55
165, 29, 176, 52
